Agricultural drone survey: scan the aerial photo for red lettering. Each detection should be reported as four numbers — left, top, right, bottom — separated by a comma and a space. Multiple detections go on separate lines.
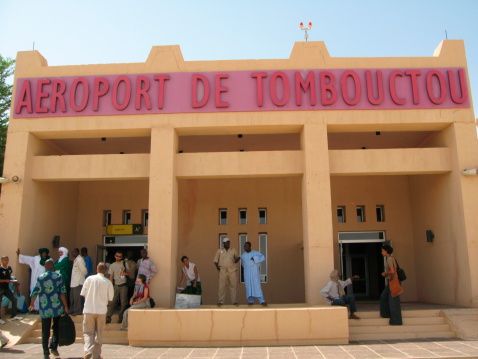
70, 78, 89, 112
320, 71, 337, 106
365, 70, 384, 105
192, 74, 210, 108
15, 80, 33, 114
112, 76, 131, 111
270, 72, 289, 106
426, 70, 446, 104
34, 79, 51, 113
51, 80, 66, 113
389, 70, 405, 105
405, 70, 421, 104
135, 76, 152, 110
340, 71, 361, 105
153, 75, 170, 109
251, 72, 267, 107
215, 73, 229, 108
448, 69, 467, 104
93, 78, 109, 111
295, 71, 316, 106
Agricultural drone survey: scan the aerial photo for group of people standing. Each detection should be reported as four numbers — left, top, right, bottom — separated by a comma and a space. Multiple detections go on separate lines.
11, 246, 156, 359
177, 238, 267, 307
320, 244, 403, 325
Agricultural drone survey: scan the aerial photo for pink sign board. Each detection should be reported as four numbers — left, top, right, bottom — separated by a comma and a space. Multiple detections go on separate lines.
13, 68, 469, 118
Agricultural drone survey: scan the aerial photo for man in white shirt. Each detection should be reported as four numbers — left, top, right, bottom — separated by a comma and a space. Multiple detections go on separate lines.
320, 269, 360, 319
81, 262, 114, 359
69, 248, 87, 316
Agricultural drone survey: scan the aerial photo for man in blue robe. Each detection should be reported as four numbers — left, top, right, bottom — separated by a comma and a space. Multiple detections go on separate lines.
241, 242, 267, 306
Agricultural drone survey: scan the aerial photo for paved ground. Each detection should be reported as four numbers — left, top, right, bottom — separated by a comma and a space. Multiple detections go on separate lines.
2, 338, 478, 359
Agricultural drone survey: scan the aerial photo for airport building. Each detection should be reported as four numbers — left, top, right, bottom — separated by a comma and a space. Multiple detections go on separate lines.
1, 40, 477, 345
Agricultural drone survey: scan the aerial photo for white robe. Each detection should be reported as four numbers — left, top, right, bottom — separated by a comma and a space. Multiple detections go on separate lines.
19, 254, 46, 310
241, 250, 265, 298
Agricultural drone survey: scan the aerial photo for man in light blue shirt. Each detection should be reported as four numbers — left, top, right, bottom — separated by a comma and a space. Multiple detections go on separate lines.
241, 242, 267, 306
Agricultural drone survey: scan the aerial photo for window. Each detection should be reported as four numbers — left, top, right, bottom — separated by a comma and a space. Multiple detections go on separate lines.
142, 210, 149, 226
376, 205, 385, 222
103, 210, 111, 227
258, 208, 267, 224
259, 233, 268, 283
337, 206, 346, 223
239, 208, 247, 225
219, 209, 227, 225
219, 233, 228, 247
356, 206, 365, 222
123, 210, 131, 225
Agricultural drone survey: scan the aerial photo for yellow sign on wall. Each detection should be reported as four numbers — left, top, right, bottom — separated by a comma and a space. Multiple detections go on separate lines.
106, 224, 144, 235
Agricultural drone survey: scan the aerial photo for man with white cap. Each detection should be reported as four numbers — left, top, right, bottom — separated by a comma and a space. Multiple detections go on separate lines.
213, 238, 240, 306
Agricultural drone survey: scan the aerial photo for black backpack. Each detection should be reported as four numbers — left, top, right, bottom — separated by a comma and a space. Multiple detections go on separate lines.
58, 314, 76, 346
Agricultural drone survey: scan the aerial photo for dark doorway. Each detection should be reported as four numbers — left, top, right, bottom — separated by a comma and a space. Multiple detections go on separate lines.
341, 242, 385, 300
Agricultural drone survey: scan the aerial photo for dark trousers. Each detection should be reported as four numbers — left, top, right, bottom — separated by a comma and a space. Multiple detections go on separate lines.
69, 285, 83, 315
41, 316, 60, 355
380, 285, 403, 325
332, 295, 357, 314
106, 285, 129, 321
0, 287, 18, 318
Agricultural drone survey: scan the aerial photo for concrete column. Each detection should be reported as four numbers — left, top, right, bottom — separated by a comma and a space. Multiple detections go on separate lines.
300, 122, 334, 305
148, 125, 179, 307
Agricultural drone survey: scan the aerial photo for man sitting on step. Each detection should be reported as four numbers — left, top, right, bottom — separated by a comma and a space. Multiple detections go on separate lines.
321, 269, 360, 319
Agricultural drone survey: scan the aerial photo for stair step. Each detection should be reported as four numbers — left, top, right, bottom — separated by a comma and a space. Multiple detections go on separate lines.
349, 317, 446, 326
350, 331, 456, 341
350, 323, 452, 334
355, 309, 442, 319
26, 337, 128, 344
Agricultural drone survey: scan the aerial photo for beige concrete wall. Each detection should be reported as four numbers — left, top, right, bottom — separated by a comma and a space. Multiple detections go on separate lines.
330, 175, 418, 302
177, 177, 304, 305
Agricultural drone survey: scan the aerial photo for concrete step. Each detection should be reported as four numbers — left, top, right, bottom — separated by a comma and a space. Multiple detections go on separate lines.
354, 309, 442, 319
350, 331, 456, 341
27, 336, 129, 344
349, 316, 447, 326
29, 329, 127, 338
350, 323, 452, 334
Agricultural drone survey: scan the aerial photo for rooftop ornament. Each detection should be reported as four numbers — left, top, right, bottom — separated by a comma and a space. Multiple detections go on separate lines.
299, 22, 313, 41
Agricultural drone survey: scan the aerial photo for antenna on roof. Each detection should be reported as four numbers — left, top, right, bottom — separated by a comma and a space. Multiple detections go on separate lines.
299, 22, 313, 41
33, 41, 35, 50
445, 30, 448, 40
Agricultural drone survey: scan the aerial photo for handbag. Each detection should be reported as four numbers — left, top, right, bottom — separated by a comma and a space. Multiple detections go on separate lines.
58, 314, 76, 346
122, 261, 136, 288
395, 258, 407, 282
149, 297, 156, 308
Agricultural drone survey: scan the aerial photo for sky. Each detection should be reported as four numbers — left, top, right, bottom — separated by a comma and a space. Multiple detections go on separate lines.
1, 0, 477, 117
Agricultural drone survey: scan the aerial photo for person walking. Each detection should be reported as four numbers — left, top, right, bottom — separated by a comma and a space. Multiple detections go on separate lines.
81, 262, 114, 359
17, 247, 50, 312
241, 242, 267, 306
0, 255, 24, 324
321, 269, 360, 319
380, 244, 403, 325
69, 248, 87, 315
213, 238, 240, 306
29, 258, 68, 359
106, 251, 130, 324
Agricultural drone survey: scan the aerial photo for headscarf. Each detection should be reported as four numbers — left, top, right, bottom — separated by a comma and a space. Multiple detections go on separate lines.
330, 269, 345, 297
58, 247, 69, 262
38, 248, 50, 266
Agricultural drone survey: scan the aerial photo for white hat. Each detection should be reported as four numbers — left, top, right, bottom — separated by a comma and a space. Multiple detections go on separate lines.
223, 238, 230, 243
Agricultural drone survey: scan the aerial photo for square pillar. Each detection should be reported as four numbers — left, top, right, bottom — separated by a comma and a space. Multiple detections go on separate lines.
301, 123, 334, 305
148, 125, 179, 307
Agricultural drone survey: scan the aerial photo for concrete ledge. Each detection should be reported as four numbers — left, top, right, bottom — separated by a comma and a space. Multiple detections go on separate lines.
128, 305, 348, 347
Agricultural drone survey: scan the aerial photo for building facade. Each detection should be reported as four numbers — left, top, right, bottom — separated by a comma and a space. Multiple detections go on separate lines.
1, 40, 477, 310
